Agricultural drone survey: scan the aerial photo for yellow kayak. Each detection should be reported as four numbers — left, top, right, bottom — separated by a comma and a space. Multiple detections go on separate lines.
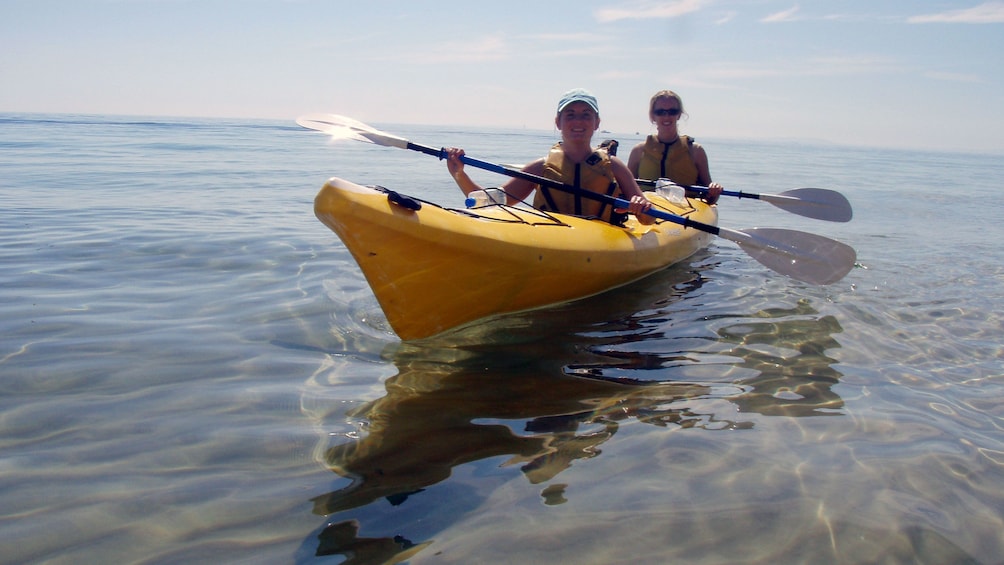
314, 177, 717, 340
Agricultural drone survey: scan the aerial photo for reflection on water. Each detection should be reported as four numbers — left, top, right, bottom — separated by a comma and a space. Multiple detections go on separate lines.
302, 286, 850, 563
719, 300, 846, 418
308, 346, 711, 561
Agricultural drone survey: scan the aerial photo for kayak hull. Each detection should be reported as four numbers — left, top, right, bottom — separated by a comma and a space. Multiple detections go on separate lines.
314, 177, 717, 340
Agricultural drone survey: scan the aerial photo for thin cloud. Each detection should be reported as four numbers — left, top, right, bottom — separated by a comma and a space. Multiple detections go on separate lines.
702, 64, 786, 80
715, 11, 737, 25
531, 32, 623, 59
761, 10, 901, 24
700, 54, 900, 80
923, 70, 984, 83
805, 55, 901, 75
761, 5, 801, 23
550, 44, 625, 58
595, 0, 707, 23
395, 35, 508, 64
533, 32, 600, 42
908, 1, 1004, 24
596, 69, 647, 80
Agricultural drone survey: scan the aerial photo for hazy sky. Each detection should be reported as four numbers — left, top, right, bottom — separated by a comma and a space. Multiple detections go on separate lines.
3, 0, 1003, 153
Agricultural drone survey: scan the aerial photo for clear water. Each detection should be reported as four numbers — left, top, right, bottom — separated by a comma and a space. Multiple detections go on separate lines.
1, 114, 1002, 564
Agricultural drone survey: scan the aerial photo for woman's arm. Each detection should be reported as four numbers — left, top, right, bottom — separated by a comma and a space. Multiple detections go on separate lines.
446, 148, 542, 205
690, 143, 722, 204
626, 142, 645, 178
610, 157, 655, 225
445, 148, 482, 196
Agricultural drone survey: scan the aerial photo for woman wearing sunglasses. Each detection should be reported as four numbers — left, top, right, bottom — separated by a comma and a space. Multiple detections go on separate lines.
627, 90, 722, 204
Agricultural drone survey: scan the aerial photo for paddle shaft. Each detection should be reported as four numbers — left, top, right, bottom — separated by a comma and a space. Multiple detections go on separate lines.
636, 178, 755, 200
404, 140, 724, 237
636, 178, 853, 223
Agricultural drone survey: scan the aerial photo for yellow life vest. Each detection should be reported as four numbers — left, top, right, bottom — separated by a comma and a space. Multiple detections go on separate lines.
637, 134, 699, 187
533, 143, 626, 225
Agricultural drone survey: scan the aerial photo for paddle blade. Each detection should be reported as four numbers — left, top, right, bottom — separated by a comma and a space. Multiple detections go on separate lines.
759, 188, 853, 222
720, 227, 856, 285
296, 113, 409, 149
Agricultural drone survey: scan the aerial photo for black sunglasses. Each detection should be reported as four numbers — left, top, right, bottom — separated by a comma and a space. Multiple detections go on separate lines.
653, 108, 681, 117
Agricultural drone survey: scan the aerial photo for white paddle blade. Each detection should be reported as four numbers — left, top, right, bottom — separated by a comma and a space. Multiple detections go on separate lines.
296, 114, 409, 149
720, 227, 856, 285
760, 188, 853, 222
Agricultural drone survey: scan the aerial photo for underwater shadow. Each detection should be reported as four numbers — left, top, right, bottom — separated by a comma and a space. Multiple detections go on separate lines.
567, 297, 848, 419
301, 341, 713, 563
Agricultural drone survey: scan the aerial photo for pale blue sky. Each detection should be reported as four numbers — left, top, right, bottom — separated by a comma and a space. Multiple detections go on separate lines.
3, 0, 1002, 153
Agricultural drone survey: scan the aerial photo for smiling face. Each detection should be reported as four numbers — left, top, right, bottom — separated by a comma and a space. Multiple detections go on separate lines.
651, 97, 682, 123
555, 101, 600, 144
649, 92, 685, 140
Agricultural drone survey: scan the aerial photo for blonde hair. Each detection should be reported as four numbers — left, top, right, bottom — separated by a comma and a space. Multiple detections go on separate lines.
648, 90, 687, 119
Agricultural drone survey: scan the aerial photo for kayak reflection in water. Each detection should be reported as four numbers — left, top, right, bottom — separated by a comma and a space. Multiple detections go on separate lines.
304, 295, 846, 562
304, 344, 718, 562
312, 362, 712, 516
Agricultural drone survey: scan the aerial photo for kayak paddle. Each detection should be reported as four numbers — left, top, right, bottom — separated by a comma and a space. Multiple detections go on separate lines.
636, 179, 853, 222
296, 114, 857, 285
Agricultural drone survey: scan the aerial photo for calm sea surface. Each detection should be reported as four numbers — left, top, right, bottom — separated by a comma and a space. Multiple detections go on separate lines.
2, 113, 1003, 564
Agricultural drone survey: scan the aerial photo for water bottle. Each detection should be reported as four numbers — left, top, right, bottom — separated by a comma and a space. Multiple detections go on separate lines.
654, 178, 687, 206
465, 188, 506, 208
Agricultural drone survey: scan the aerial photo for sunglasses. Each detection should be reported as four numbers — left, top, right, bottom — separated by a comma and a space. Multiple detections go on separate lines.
653, 108, 681, 117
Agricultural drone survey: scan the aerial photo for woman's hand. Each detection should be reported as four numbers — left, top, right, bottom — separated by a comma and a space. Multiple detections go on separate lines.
445, 147, 484, 195
445, 147, 466, 177
705, 182, 723, 205
616, 194, 654, 224
628, 194, 652, 216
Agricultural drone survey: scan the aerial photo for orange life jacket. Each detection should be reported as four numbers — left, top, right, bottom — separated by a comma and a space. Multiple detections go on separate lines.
533, 143, 626, 225
637, 134, 699, 187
